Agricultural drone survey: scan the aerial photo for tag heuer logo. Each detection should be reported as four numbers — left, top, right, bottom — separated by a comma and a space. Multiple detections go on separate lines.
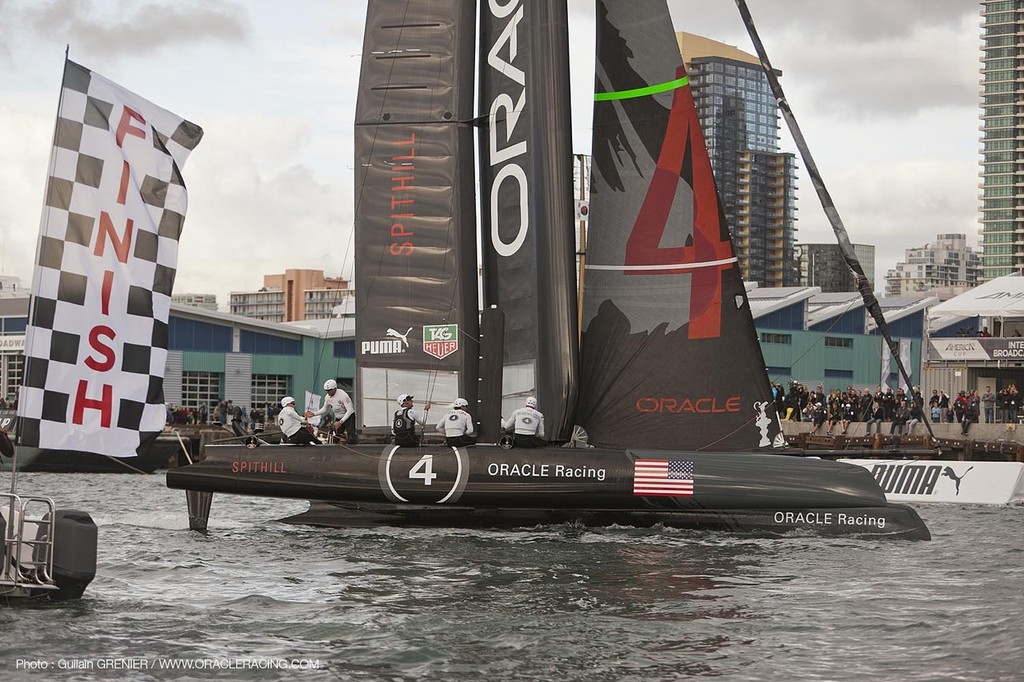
423, 324, 458, 359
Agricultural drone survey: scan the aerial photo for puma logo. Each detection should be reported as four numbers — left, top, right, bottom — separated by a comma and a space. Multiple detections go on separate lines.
941, 466, 973, 495
386, 327, 413, 348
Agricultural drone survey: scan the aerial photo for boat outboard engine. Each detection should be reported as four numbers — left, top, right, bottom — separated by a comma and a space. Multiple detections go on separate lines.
39, 509, 97, 600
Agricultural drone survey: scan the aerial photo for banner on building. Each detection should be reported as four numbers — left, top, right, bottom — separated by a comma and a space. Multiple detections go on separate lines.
927, 337, 1024, 362
898, 338, 912, 391
17, 60, 202, 457
880, 338, 891, 389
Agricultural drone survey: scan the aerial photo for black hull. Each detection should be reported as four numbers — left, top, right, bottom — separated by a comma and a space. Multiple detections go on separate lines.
166, 443, 930, 540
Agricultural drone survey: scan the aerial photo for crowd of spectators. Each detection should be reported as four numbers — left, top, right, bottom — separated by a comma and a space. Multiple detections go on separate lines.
164, 400, 276, 430
772, 381, 1020, 438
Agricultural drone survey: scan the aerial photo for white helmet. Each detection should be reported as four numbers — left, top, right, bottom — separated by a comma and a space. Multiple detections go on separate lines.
525, 397, 537, 408
281, 396, 295, 408
453, 398, 469, 408
324, 379, 338, 391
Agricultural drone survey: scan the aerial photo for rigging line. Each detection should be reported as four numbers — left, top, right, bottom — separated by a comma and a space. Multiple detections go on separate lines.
766, 299, 863, 388
733, 0, 934, 442
586, 257, 738, 272
100, 454, 149, 475
693, 412, 767, 452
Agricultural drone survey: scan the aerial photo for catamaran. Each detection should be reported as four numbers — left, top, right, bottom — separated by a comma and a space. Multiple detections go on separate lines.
166, 0, 930, 540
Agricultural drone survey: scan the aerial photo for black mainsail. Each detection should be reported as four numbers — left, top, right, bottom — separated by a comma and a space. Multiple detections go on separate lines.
478, 0, 578, 440
354, 1, 479, 428
577, 1, 782, 451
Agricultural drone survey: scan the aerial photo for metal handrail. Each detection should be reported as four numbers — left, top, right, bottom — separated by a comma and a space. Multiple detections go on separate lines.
0, 493, 57, 589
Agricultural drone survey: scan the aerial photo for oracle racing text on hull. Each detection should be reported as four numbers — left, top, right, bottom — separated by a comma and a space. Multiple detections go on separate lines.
166, 444, 931, 540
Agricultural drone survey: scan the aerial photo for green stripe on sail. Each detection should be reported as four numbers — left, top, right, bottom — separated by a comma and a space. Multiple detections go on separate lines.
594, 76, 689, 101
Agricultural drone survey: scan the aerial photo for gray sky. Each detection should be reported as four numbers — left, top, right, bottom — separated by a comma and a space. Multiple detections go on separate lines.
0, 0, 981, 308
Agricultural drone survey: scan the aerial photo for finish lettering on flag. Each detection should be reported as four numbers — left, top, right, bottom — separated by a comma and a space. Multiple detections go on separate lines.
17, 59, 202, 458
633, 458, 694, 496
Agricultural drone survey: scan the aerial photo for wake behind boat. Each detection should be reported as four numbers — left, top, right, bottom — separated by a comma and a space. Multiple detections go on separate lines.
167, 1, 930, 540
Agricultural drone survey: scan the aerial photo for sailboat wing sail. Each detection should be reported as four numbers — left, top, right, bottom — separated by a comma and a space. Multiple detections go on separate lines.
17, 60, 202, 458
578, 1, 780, 451
354, 1, 479, 428
478, 1, 578, 439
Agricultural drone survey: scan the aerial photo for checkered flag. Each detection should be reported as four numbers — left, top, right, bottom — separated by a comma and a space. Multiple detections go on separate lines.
17, 59, 202, 457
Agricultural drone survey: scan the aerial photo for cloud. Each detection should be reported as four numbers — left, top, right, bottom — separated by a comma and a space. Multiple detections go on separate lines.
0, 0, 11, 59
0, 104, 51, 279
666, 0, 972, 42
0, 0, 987, 305
171, 112, 353, 305
19, 0, 249, 57
760, 22, 978, 119
662, 0, 980, 120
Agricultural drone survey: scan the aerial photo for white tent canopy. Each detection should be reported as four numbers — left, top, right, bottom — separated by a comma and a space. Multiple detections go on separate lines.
928, 273, 1024, 318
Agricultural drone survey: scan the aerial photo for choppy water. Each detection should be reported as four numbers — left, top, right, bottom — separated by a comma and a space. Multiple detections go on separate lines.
0, 472, 1020, 681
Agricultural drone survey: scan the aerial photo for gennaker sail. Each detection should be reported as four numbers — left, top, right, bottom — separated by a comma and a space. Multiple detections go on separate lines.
577, 1, 782, 451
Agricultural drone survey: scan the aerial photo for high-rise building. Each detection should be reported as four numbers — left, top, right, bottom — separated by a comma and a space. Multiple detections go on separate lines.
799, 243, 875, 293
884, 233, 981, 300
980, 2, 1024, 280
230, 269, 350, 322
677, 31, 799, 287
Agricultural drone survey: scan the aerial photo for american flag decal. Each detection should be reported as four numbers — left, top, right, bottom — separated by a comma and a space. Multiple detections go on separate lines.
633, 459, 694, 497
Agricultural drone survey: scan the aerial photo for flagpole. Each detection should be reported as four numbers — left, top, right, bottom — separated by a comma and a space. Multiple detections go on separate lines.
11, 52, 73, 494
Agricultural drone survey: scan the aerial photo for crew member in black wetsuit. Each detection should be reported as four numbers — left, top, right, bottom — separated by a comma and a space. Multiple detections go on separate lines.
392, 394, 431, 447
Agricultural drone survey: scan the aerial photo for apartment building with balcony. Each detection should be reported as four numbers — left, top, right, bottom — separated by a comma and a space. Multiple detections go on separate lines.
885, 233, 981, 300
230, 269, 351, 322
980, 1, 1024, 280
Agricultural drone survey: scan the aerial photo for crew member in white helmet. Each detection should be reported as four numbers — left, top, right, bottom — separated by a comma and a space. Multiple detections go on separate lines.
278, 396, 320, 446
305, 379, 357, 444
392, 394, 431, 447
501, 396, 546, 448
435, 398, 477, 447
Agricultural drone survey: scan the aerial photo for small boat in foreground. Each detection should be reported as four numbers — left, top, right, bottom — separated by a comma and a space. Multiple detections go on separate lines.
1, 488, 96, 600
